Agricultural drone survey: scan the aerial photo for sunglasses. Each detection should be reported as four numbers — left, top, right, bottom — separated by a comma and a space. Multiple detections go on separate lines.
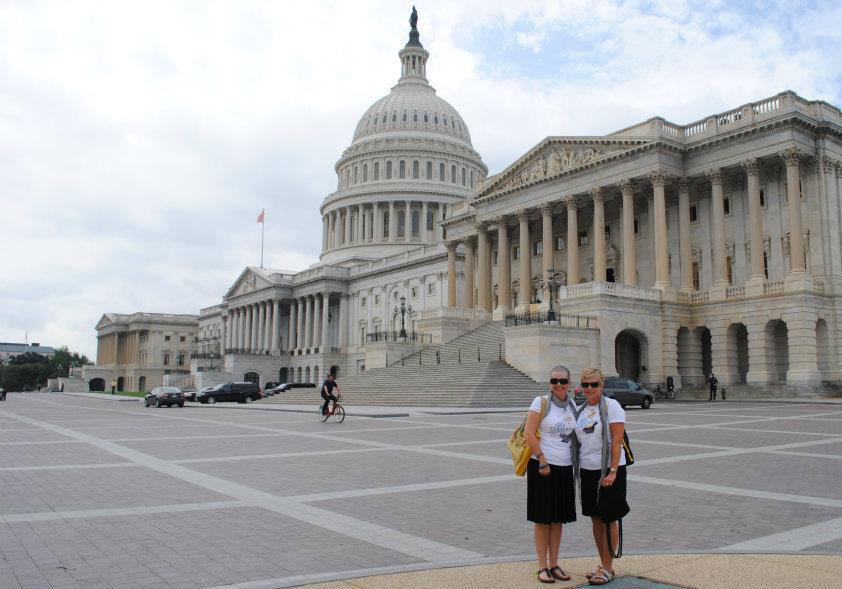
580, 382, 601, 388
549, 378, 569, 385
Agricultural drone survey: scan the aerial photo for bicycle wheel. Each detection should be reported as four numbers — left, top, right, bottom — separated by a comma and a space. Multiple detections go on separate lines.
333, 405, 345, 423
317, 405, 329, 422
667, 389, 676, 400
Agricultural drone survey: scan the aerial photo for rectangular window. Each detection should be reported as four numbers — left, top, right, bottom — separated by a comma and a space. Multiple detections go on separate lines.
534, 241, 543, 256
374, 294, 381, 305
604, 225, 611, 240
759, 188, 766, 207
413, 160, 419, 179
426, 161, 432, 179
724, 197, 731, 216
399, 160, 406, 179
427, 283, 435, 295
764, 251, 769, 279
361, 298, 367, 308
177, 354, 185, 366
692, 261, 700, 290
555, 236, 565, 251
386, 161, 393, 179
513, 245, 520, 260
164, 335, 171, 342
726, 256, 733, 284
633, 218, 639, 234
411, 287, 418, 298
492, 250, 498, 265
163, 353, 170, 366
578, 231, 588, 246
689, 205, 698, 223
180, 336, 185, 342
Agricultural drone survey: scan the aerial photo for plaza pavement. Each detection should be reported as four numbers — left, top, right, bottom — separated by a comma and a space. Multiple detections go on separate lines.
0, 393, 840, 588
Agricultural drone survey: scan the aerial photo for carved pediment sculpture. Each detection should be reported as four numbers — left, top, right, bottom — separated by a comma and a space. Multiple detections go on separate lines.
500, 146, 613, 192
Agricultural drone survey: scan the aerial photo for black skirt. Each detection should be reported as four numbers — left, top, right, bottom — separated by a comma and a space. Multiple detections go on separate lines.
580, 467, 629, 522
526, 459, 577, 524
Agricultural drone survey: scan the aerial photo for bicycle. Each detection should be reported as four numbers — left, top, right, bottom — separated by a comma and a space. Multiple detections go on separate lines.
653, 384, 677, 400
318, 393, 345, 423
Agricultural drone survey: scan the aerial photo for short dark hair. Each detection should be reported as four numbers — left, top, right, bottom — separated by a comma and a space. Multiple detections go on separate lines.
549, 365, 570, 378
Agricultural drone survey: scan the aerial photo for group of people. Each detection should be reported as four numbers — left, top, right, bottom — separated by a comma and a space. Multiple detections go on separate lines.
525, 365, 629, 585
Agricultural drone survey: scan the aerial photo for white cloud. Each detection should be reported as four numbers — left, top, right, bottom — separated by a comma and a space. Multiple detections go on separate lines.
0, 0, 839, 358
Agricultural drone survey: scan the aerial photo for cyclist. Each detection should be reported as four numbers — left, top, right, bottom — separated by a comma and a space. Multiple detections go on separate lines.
320, 373, 341, 416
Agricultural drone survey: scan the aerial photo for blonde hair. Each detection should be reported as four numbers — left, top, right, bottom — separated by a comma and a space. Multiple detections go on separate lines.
580, 367, 605, 385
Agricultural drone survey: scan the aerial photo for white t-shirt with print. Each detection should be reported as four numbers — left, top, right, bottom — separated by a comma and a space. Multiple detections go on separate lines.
529, 396, 576, 466
575, 397, 627, 470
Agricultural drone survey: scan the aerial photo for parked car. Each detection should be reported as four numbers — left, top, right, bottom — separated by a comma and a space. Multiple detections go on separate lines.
573, 378, 654, 409
145, 387, 186, 408
178, 386, 197, 401
196, 382, 262, 404
265, 382, 318, 395
184, 386, 213, 402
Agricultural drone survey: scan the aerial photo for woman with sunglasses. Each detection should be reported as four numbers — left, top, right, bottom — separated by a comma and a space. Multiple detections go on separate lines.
575, 367, 628, 586
524, 365, 579, 584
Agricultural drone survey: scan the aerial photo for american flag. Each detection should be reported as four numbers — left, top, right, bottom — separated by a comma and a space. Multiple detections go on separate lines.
257, 209, 265, 223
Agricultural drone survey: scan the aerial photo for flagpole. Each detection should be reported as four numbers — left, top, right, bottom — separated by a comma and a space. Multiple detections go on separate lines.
260, 208, 265, 268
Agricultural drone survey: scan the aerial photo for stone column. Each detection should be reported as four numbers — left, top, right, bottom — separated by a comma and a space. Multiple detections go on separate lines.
446, 241, 457, 307
357, 205, 364, 245
462, 237, 475, 309
271, 299, 281, 353
540, 203, 554, 299
591, 188, 606, 283
252, 303, 261, 352
303, 296, 312, 350
435, 203, 444, 242
256, 302, 265, 353
707, 169, 728, 289
477, 222, 491, 311
321, 293, 330, 350
244, 305, 252, 352
404, 202, 411, 242
497, 217, 511, 311
781, 147, 807, 274
565, 197, 578, 286
343, 207, 351, 246
421, 201, 429, 243
649, 171, 670, 290
333, 210, 341, 248
312, 294, 321, 349
389, 201, 396, 242
620, 179, 637, 286
338, 295, 348, 349
288, 301, 297, 352
296, 298, 304, 349
327, 211, 335, 249
518, 209, 532, 309
677, 178, 693, 292
373, 203, 381, 243
743, 159, 766, 291
264, 301, 273, 352
238, 308, 245, 350
322, 215, 328, 251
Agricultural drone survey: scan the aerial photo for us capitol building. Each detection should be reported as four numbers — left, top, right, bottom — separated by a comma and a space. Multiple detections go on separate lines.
81, 13, 842, 399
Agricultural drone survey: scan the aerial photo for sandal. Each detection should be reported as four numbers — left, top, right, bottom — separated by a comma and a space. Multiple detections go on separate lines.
589, 567, 615, 585
585, 566, 603, 580
536, 568, 555, 584
549, 566, 570, 581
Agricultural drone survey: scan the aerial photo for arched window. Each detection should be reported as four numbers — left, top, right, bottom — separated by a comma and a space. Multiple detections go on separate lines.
413, 111, 418, 122
383, 211, 389, 238
434, 115, 439, 125
382, 114, 387, 123
426, 161, 432, 179
398, 209, 406, 237
411, 210, 419, 236
353, 166, 358, 184
426, 209, 434, 230
399, 160, 406, 179
402, 111, 407, 122
374, 161, 380, 180
443, 116, 448, 128
423, 112, 429, 123
386, 161, 393, 179
461, 167, 466, 186
363, 163, 368, 182
439, 162, 445, 181
451, 165, 457, 183
413, 160, 419, 179
391, 112, 396, 123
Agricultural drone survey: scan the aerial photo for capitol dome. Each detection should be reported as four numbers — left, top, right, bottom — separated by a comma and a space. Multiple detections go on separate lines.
319, 9, 486, 266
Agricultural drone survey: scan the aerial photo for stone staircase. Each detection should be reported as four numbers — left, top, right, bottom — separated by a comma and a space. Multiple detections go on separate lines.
262, 322, 547, 407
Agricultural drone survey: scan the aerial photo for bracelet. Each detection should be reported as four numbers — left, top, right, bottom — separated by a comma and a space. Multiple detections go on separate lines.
539, 462, 550, 469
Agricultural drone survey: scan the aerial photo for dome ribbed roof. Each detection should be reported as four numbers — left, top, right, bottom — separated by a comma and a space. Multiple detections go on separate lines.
351, 83, 473, 146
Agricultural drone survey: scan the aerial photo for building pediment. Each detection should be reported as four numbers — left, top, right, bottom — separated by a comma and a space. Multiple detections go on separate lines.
225, 267, 274, 299
473, 137, 652, 201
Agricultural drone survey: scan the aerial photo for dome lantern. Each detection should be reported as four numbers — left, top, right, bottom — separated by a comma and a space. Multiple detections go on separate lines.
398, 7, 428, 85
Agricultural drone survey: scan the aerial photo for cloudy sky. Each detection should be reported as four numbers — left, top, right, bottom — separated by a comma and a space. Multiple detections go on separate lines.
2, 0, 840, 359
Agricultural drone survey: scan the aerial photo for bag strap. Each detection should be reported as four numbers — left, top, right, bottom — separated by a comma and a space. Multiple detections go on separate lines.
606, 519, 623, 559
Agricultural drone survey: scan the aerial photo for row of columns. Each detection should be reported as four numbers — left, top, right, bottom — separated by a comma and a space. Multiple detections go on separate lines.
226, 293, 349, 354
323, 201, 444, 251
446, 149, 810, 310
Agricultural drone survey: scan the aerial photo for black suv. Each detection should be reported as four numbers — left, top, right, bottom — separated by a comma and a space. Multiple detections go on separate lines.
196, 382, 262, 404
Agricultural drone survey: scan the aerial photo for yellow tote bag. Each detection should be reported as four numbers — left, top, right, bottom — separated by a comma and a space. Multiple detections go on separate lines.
507, 395, 549, 476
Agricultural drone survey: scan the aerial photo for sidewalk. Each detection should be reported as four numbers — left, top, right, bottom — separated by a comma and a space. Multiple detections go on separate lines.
301, 553, 840, 588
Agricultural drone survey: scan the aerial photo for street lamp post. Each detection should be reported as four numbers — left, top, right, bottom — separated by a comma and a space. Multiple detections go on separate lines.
539, 267, 563, 323
392, 296, 414, 339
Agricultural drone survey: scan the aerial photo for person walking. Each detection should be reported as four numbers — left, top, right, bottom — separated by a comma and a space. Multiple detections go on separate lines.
524, 365, 578, 583
575, 367, 629, 586
0, 387, 6, 402
320, 372, 341, 416
708, 372, 718, 401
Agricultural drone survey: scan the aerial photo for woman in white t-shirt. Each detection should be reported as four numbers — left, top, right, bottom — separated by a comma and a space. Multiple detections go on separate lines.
524, 365, 578, 584
575, 367, 629, 586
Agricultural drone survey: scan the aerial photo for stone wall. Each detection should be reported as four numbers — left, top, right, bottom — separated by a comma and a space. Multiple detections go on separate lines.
505, 323, 600, 384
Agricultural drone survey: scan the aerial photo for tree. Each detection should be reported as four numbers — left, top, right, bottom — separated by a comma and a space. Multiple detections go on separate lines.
9, 352, 50, 366
0, 346, 92, 391
51, 346, 91, 377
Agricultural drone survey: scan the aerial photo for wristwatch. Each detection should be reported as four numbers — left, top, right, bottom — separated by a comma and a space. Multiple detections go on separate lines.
609, 467, 618, 473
